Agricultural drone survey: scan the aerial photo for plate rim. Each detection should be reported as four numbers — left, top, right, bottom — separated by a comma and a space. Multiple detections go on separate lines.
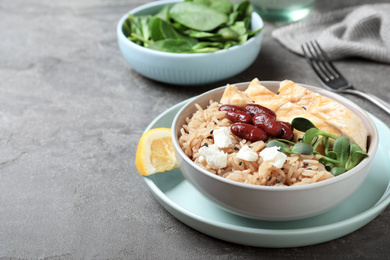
140, 85, 390, 246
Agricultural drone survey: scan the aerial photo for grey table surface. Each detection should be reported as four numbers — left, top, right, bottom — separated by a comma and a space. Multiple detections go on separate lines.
1, 0, 390, 259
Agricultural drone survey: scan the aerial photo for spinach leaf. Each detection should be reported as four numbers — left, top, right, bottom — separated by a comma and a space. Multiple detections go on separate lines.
171, 22, 189, 32
122, 16, 132, 37
124, 0, 262, 53
232, 0, 252, 21
192, 42, 224, 51
170, 2, 228, 31
155, 4, 170, 21
228, 11, 239, 25
148, 38, 196, 53
127, 15, 153, 46
216, 27, 239, 42
150, 17, 183, 41
187, 30, 218, 39
192, 0, 233, 14
230, 21, 247, 35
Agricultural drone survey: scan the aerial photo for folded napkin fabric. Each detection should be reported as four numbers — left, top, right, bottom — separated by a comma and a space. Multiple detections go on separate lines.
272, 4, 390, 63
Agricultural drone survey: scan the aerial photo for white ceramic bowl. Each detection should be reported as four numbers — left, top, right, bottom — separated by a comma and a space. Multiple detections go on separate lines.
171, 81, 379, 221
116, 0, 264, 85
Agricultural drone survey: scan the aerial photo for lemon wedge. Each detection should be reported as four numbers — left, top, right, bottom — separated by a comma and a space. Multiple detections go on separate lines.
135, 128, 178, 176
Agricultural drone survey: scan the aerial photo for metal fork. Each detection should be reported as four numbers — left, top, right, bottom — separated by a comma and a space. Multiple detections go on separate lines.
302, 41, 390, 115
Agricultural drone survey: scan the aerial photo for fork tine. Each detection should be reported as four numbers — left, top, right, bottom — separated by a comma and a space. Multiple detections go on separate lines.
301, 42, 330, 84
311, 41, 341, 80
302, 41, 350, 88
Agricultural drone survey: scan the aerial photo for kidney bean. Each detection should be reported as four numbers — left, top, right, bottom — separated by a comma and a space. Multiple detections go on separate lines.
278, 121, 294, 141
243, 104, 276, 118
219, 104, 243, 112
230, 123, 268, 142
281, 121, 293, 131
226, 110, 253, 124
252, 113, 282, 137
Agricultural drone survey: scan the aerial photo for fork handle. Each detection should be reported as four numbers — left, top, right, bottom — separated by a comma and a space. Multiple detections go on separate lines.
345, 89, 390, 115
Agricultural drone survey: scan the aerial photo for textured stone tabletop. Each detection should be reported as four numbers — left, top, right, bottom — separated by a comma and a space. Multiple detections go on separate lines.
1, 0, 390, 259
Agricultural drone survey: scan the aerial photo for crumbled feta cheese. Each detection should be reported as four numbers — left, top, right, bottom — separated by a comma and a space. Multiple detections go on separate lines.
198, 144, 227, 169
237, 145, 258, 162
213, 127, 232, 148
259, 146, 287, 168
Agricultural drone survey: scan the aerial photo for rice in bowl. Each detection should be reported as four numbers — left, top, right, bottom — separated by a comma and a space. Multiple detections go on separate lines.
179, 100, 334, 187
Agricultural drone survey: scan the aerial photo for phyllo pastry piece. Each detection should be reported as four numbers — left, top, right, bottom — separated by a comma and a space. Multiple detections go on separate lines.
243, 78, 285, 111
276, 102, 342, 140
220, 84, 254, 106
278, 80, 368, 151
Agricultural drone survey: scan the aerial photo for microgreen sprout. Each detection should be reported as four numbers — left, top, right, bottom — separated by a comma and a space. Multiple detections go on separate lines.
266, 140, 314, 155
266, 117, 368, 176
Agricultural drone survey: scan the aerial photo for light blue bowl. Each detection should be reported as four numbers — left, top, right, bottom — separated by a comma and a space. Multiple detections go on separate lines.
117, 0, 264, 86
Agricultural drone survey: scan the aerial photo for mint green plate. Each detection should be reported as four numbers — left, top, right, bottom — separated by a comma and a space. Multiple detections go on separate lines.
142, 99, 390, 248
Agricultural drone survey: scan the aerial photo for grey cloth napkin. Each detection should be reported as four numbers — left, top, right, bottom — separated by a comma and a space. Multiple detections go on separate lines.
272, 4, 390, 63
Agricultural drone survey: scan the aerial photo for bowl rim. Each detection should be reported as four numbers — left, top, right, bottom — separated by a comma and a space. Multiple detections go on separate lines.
116, 0, 264, 58
172, 81, 379, 192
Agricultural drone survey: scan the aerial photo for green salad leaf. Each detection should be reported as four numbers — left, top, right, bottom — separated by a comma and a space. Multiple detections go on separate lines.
148, 38, 196, 53
123, 0, 262, 53
192, 0, 234, 14
170, 2, 228, 31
